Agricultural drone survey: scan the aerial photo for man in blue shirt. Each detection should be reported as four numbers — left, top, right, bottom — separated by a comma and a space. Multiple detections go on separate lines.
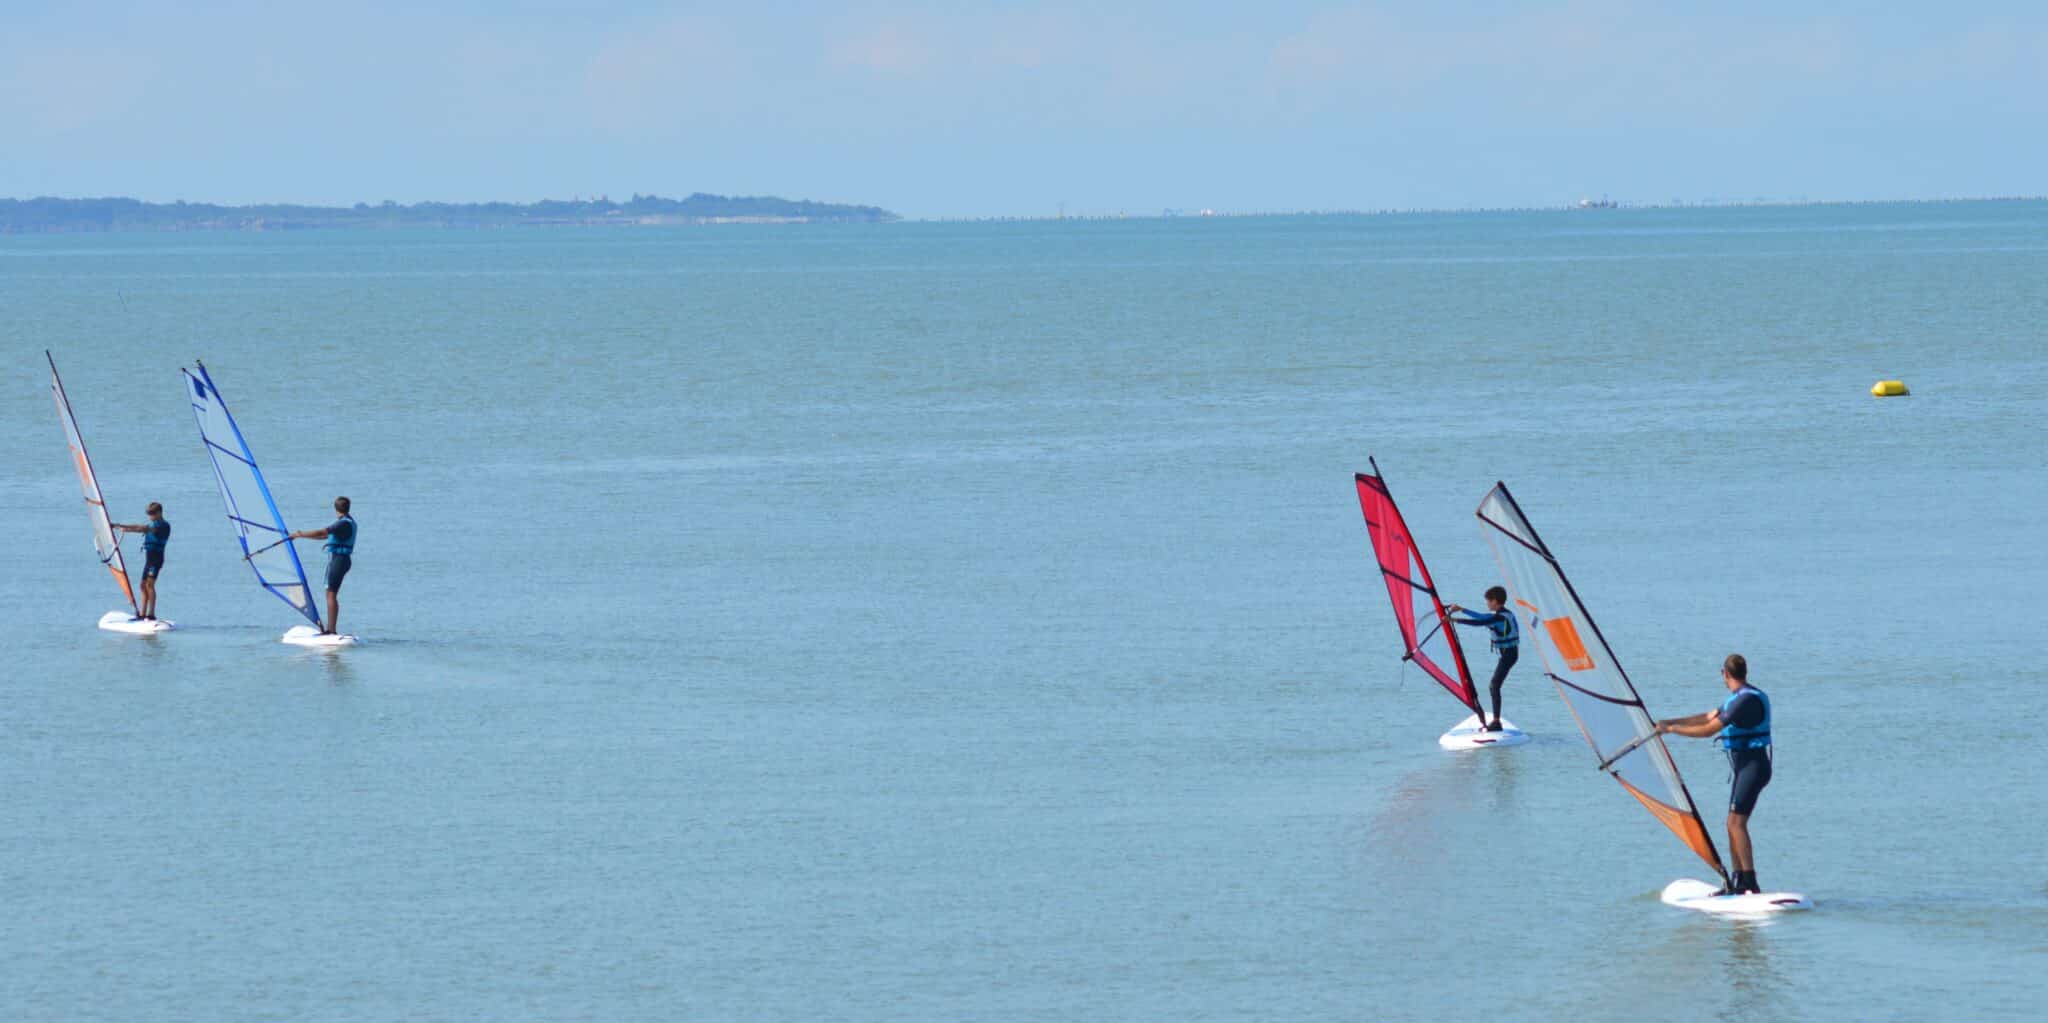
1445, 585, 1520, 731
288, 496, 356, 636
111, 501, 170, 621
1658, 654, 1772, 895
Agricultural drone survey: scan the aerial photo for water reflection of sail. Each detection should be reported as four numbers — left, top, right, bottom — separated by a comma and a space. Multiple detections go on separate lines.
1361, 753, 1523, 886
1603, 913, 1794, 1023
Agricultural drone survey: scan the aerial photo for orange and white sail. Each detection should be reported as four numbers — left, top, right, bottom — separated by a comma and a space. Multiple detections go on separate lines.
48, 352, 140, 616
1475, 482, 1728, 883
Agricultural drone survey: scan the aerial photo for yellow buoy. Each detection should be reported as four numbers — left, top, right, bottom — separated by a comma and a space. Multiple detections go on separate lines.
1871, 380, 1909, 397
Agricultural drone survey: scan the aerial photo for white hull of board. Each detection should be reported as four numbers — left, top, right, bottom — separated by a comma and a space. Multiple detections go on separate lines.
98, 611, 174, 634
1438, 714, 1531, 750
1662, 878, 1812, 915
282, 625, 358, 648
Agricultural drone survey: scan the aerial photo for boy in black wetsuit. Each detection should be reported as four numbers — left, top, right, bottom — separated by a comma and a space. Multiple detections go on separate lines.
1658, 654, 1772, 895
111, 501, 169, 620
1445, 585, 1520, 731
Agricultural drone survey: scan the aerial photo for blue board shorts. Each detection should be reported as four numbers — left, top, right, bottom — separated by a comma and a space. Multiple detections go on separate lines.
325, 554, 351, 592
142, 550, 165, 579
1727, 747, 1772, 816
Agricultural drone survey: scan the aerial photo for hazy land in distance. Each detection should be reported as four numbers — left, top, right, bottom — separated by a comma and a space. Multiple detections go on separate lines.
6, 193, 2040, 233
0, 193, 899, 233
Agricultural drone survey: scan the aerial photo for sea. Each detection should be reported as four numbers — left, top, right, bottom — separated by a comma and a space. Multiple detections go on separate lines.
3, 203, 2045, 1021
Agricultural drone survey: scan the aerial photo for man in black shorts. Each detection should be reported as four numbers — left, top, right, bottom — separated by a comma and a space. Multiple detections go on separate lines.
1657, 654, 1772, 895
289, 496, 356, 635
111, 501, 170, 620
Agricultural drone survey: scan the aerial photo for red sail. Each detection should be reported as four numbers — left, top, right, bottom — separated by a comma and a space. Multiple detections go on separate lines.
1355, 462, 1481, 713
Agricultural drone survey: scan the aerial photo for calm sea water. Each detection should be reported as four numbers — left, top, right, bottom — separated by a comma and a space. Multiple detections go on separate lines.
3, 204, 2046, 1021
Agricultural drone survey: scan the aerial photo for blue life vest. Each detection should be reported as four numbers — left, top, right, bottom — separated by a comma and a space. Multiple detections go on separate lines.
1716, 685, 1771, 751
143, 518, 170, 552
324, 515, 356, 556
1487, 610, 1519, 652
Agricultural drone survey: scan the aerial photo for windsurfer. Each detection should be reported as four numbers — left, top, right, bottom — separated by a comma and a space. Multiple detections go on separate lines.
110, 501, 169, 620
1445, 586, 1519, 730
288, 496, 355, 635
1657, 654, 1771, 895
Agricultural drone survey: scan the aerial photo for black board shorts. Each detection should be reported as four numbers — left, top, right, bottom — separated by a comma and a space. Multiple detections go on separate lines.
141, 550, 165, 579
1727, 747, 1772, 816
324, 554, 351, 592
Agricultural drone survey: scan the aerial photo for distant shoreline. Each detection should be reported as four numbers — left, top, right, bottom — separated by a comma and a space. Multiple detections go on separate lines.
5, 193, 2038, 233
921, 195, 2047, 224
0, 193, 899, 233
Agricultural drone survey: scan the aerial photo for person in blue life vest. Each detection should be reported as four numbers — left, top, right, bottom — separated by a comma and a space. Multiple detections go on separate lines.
110, 501, 170, 620
1444, 585, 1520, 731
287, 496, 356, 635
1657, 654, 1771, 895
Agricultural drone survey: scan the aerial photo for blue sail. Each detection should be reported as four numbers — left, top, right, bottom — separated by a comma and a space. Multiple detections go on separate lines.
184, 362, 321, 626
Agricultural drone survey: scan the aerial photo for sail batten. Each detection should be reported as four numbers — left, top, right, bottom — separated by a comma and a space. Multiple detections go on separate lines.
183, 362, 321, 626
49, 353, 139, 616
1551, 674, 1644, 707
1355, 460, 1481, 714
1475, 482, 1728, 882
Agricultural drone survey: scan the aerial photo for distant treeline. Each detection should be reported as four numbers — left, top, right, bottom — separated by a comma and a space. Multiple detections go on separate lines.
0, 193, 899, 232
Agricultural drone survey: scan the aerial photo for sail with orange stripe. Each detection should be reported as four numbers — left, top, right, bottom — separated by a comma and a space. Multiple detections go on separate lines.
1475, 482, 1728, 883
48, 352, 141, 616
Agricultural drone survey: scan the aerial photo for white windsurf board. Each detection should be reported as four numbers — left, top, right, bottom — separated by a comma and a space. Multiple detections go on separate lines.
99, 611, 174, 635
282, 625, 358, 648
1438, 713, 1531, 751
1662, 878, 1812, 915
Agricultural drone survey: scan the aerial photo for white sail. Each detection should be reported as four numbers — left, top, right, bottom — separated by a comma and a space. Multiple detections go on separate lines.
48, 352, 139, 616
1476, 483, 1727, 881
183, 362, 321, 626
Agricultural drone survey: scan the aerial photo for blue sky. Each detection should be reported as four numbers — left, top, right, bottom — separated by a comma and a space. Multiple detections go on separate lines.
4, 1, 2044, 218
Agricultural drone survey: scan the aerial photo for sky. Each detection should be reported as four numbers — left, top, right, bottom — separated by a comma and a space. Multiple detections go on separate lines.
3, 1, 2045, 219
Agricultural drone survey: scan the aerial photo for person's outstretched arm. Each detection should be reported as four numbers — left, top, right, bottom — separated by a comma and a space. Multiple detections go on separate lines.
1658, 711, 1723, 738
1445, 607, 1502, 626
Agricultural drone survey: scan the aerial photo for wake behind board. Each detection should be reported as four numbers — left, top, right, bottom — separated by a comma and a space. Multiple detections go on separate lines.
282, 625, 358, 648
99, 611, 174, 635
1661, 878, 1812, 915
1438, 713, 1530, 750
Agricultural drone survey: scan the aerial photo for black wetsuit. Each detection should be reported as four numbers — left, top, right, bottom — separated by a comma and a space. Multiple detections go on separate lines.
1451, 608, 1520, 722
1718, 686, 1772, 815
140, 518, 170, 578
322, 515, 356, 592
